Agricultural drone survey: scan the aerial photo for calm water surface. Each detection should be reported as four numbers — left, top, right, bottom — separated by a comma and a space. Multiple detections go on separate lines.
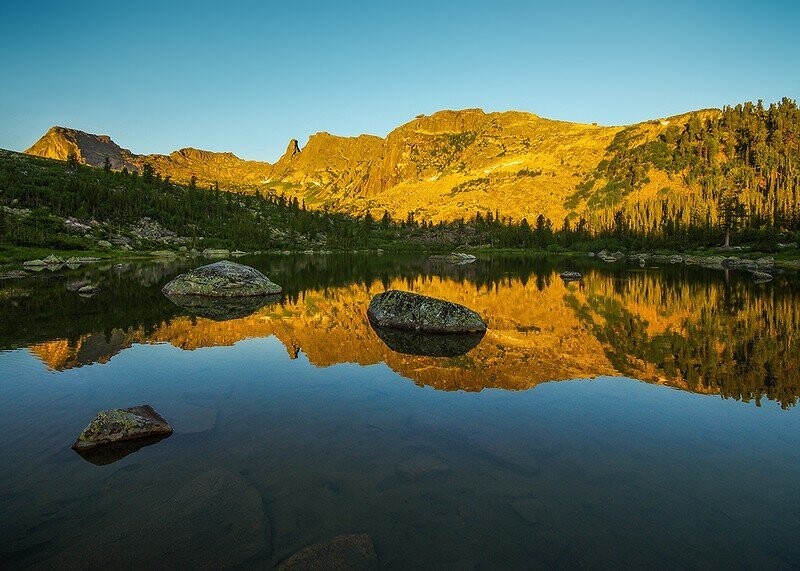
1, 253, 799, 568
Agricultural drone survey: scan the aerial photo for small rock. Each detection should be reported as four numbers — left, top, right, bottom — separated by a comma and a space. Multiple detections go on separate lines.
72, 404, 173, 451
42, 254, 64, 265
77, 285, 100, 296
278, 534, 377, 570
66, 279, 92, 292
756, 256, 775, 268
22, 259, 46, 267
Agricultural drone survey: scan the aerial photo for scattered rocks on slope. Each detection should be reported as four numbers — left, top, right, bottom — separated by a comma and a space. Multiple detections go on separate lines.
162, 260, 282, 297
367, 290, 486, 333
72, 404, 173, 452
278, 534, 377, 570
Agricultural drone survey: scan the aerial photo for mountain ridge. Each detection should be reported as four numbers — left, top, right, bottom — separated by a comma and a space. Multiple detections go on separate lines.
24, 101, 794, 233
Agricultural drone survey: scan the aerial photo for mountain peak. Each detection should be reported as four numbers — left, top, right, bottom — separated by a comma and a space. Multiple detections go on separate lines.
281, 139, 301, 161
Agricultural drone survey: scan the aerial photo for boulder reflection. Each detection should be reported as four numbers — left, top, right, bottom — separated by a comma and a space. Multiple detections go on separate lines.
164, 293, 281, 321
370, 324, 485, 357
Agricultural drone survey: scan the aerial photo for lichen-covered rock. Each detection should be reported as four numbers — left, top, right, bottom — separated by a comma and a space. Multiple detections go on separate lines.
278, 534, 377, 570
367, 290, 486, 333
162, 260, 282, 297
72, 404, 173, 450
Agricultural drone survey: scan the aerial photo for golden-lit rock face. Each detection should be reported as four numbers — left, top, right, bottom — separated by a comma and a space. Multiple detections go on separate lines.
24, 108, 719, 224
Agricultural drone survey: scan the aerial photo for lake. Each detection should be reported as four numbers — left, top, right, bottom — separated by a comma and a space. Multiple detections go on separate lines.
1, 253, 799, 568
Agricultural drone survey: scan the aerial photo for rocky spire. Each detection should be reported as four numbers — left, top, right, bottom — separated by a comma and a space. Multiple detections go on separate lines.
280, 139, 301, 162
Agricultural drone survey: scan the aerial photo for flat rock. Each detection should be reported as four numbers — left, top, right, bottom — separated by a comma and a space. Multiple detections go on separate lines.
278, 534, 377, 570
72, 404, 173, 451
367, 290, 486, 333
22, 259, 46, 267
162, 260, 282, 297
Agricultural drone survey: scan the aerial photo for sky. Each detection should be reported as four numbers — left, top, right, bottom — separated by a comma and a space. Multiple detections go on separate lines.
2, 0, 799, 161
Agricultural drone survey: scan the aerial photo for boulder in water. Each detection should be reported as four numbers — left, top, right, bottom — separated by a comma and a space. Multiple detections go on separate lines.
162, 260, 281, 297
367, 290, 486, 333
72, 404, 173, 452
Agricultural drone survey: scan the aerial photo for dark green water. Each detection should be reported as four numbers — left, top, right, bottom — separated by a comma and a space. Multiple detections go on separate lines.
1, 253, 799, 568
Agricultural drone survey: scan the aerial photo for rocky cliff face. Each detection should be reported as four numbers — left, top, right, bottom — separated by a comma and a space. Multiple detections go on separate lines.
23, 108, 704, 223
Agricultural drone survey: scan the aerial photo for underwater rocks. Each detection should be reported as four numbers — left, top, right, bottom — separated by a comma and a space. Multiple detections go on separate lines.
162, 260, 282, 297
278, 534, 377, 570
367, 290, 486, 333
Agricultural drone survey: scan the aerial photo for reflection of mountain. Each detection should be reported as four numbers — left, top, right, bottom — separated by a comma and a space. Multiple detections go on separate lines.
26, 270, 800, 406
30, 276, 616, 391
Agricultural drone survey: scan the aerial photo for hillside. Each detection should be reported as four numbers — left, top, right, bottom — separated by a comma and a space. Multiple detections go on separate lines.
23, 99, 800, 244
23, 111, 642, 223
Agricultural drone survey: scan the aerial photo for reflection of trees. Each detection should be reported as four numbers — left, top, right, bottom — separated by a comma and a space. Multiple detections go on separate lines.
5, 253, 800, 407
569, 271, 800, 408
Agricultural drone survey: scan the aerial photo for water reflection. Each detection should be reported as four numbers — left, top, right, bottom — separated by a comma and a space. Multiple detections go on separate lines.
164, 292, 282, 321
370, 324, 485, 357
73, 433, 172, 466
2, 253, 799, 407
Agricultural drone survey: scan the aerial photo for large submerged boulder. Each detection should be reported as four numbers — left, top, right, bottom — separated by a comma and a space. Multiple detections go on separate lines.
367, 290, 486, 333
162, 260, 281, 297
72, 404, 173, 457
278, 534, 377, 570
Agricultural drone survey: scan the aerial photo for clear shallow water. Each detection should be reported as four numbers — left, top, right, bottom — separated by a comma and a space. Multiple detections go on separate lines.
1, 254, 800, 568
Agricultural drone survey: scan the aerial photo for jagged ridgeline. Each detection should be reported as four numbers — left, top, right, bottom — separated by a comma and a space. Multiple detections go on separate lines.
17, 98, 800, 247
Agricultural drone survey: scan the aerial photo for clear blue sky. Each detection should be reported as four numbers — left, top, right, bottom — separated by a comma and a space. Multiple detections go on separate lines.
2, 0, 798, 161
